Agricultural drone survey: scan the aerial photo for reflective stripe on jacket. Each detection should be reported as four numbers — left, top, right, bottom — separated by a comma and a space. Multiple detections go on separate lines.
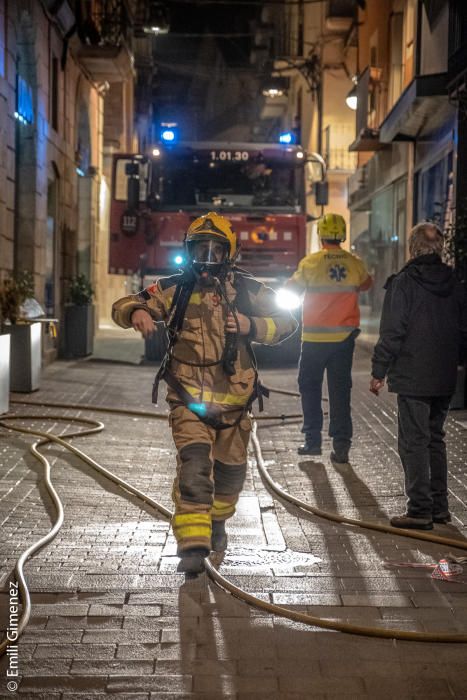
289, 247, 372, 342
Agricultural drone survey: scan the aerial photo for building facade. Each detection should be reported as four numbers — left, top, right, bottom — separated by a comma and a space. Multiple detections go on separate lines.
348, 0, 456, 319
260, 0, 466, 342
259, 0, 359, 251
0, 0, 138, 358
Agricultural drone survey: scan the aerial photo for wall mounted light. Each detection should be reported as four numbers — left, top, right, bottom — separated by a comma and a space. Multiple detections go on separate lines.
261, 76, 289, 99
142, 3, 170, 34
345, 84, 358, 111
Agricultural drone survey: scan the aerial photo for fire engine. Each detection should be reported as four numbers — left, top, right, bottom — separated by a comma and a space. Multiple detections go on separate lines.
109, 134, 326, 359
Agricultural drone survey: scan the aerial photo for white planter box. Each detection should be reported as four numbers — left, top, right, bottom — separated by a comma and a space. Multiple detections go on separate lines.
7, 322, 42, 392
0, 333, 10, 413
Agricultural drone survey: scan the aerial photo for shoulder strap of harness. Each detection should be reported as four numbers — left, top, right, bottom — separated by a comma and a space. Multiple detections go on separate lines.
232, 271, 270, 411
151, 271, 195, 404
233, 270, 271, 411
232, 271, 258, 369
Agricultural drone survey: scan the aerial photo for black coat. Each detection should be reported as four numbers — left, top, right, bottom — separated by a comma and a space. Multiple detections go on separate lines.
372, 254, 467, 396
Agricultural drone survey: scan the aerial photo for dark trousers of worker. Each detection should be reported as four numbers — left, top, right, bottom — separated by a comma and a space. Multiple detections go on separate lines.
397, 395, 451, 519
297, 332, 356, 453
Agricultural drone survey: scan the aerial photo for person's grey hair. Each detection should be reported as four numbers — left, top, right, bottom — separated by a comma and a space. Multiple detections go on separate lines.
408, 222, 444, 259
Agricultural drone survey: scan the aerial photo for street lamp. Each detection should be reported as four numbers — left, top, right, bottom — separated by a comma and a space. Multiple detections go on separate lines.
261, 76, 288, 99
263, 87, 285, 98
345, 83, 358, 111
142, 2, 170, 35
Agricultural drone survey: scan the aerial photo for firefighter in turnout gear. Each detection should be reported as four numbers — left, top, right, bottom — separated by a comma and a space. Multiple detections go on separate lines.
286, 213, 372, 464
112, 212, 297, 573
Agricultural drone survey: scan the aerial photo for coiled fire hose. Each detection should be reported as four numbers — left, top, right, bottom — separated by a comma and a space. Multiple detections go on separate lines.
1, 392, 467, 657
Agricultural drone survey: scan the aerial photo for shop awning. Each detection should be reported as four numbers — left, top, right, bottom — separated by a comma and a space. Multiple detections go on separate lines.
379, 73, 450, 143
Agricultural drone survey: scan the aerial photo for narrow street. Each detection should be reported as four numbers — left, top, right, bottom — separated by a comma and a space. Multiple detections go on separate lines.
1, 0, 467, 697
1, 340, 467, 698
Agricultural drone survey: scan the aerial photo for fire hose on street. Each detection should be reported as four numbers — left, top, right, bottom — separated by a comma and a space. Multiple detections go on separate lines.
2, 389, 467, 659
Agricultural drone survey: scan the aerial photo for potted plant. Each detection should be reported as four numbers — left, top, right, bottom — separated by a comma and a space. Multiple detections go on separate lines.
0, 271, 42, 393
63, 274, 95, 358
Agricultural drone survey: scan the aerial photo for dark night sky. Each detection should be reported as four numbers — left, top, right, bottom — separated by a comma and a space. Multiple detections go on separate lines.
150, 1, 263, 136
165, 0, 260, 65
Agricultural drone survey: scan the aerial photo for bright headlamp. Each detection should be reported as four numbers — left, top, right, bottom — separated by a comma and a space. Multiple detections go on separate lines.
275, 288, 301, 310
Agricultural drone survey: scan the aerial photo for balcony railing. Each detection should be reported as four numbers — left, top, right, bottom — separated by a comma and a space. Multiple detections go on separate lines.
349, 66, 386, 152
327, 0, 356, 18
347, 164, 369, 210
77, 0, 134, 82
79, 0, 133, 48
324, 0, 356, 34
326, 148, 357, 171
323, 123, 357, 170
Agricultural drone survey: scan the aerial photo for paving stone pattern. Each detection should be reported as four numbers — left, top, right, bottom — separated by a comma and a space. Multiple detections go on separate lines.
1, 349, 467, 698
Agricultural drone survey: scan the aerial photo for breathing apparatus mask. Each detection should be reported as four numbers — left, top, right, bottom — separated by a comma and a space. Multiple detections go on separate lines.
186, 237, 230, 278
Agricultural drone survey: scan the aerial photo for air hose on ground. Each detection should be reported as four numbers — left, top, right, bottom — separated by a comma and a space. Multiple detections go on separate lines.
1, 392, 467, 657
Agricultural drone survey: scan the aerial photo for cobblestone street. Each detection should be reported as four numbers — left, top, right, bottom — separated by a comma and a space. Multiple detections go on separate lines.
1, 344, 467, 699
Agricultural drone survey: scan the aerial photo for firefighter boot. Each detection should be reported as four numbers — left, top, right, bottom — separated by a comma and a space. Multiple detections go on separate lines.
177, 547, 210, 574
211, 519, 228, 552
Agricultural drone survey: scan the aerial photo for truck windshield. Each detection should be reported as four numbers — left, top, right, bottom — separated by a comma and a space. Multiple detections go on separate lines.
149, 149, 304, 212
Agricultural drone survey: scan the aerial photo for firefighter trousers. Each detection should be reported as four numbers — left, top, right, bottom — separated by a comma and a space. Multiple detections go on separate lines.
169, 404, 251, 554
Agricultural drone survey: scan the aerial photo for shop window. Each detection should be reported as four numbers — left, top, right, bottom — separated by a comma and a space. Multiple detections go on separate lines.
297, 0, 304, 56
15, 74, 33, 124
369, 186, 402, 312
0, 0, 6, 78
50, 54, 59, 131
394, 179, 407, 269
389, 13, 404, 108
415, 152, 453, 227
76, 99, 94, 175
46, 173, 58, 316
403, 0, 416, 87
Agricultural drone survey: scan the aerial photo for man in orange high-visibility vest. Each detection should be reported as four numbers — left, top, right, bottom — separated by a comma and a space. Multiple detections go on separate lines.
286, 213, 373, 463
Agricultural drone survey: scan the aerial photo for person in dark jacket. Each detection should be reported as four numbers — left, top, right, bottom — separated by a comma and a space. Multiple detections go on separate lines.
370, 222, 467, 530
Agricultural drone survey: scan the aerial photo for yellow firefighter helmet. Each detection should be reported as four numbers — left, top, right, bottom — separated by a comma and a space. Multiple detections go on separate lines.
186, 212, 237, 258
317, 213, 346, 242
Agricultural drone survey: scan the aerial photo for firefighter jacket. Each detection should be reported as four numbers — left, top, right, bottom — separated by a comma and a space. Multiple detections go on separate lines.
288, 245, 372, 343
112, 271, 298, 414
